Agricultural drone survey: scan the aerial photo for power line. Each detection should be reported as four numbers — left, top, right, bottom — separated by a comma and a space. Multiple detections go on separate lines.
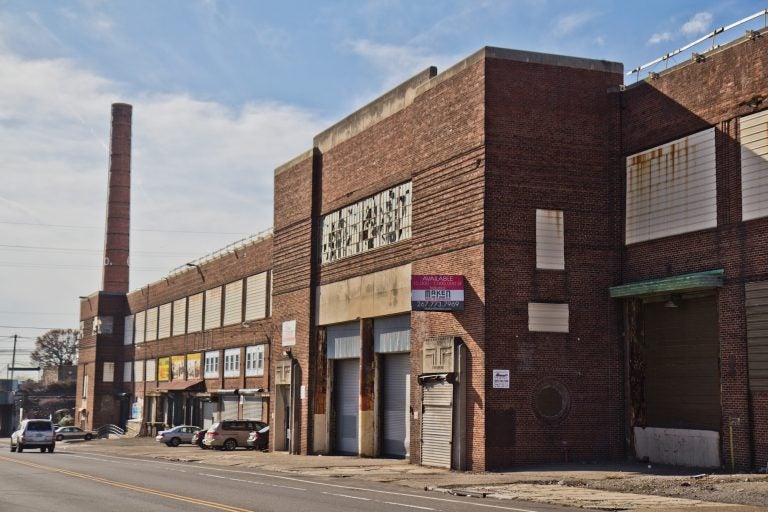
0, 220, 252, 236
0, 325, 60, 330
0, 243, 194, 256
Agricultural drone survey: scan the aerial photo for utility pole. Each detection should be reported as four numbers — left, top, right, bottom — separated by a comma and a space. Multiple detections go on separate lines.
10, 334, 18, 381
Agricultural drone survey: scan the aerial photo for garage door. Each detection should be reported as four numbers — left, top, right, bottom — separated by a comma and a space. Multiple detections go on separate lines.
382, 353, 410, 457
421, 379, 453, 468
203, 401, 216, 428
221, 395, 239, 420
242, 396, 263, 421
335, 358, 360, 455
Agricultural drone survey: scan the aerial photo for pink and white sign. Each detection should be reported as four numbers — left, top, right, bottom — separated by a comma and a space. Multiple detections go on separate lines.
411, 275, 465, 311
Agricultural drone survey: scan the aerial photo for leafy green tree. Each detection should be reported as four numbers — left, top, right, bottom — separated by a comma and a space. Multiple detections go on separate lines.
30, 328, 78, 368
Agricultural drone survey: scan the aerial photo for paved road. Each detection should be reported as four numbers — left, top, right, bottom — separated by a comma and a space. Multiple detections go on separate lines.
0, 449, 580, 512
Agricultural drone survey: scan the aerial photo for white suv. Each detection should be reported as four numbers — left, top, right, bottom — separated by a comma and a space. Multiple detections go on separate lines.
11, 419, 56, 453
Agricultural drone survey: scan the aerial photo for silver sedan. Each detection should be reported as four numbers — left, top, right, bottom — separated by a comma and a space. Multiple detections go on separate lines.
55, 426, 95, 441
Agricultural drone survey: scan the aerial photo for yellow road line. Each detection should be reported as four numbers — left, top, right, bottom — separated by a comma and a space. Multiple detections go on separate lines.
0, 455, 254, 512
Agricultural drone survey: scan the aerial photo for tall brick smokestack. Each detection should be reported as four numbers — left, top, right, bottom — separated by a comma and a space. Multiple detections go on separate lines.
102, 103, 132, 293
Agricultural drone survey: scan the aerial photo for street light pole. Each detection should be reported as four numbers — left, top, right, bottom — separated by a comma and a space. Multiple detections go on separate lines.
10, 334, 18, 381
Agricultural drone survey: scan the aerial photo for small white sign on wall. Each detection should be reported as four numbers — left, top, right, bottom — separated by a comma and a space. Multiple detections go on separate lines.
493, 369, 510, 389
282, 320, 296, 346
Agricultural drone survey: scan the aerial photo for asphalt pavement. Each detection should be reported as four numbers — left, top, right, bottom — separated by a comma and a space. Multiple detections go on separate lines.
3, 436, 766, 511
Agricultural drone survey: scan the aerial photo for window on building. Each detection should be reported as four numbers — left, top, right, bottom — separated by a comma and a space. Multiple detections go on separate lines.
134, 360, 144, 382
188, 293, 203, 333
123, 361, 132, 383
205, 287, 222, 330
245, 272, 268, 320
172, 297, 187, 336
320, 181, 412, 264
204, 351, 220, 379
135, 310, 146, 344
224, 348, 240, 378
625, 128, 716, 244
536, 209, 565, 270
223, 280, 243, 326
82, 373, 88, 399
158, 303, 171, 339
123, 315, 134, 345
740, 110, 768, 221
245, 345, 265, 377
145, 307, 158, 341
103, 362, 114, 383
145, 359, 156, 382
528, 302, 569, 333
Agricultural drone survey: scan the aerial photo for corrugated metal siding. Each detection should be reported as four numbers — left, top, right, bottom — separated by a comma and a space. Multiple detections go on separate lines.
382, 353, 410, 457
335, 358, 360, 454
205, 287, 222, 330
221, 395, 239, 420
223, 280, 243, 326
536, 209, 565, 270
188, 293, 203, 333
145, 307, 158, 342
172, 298, 186, 336
626, 128, 717, 244
134, 311, 145, 344
421, 380, 453, 468
123, 315, 134, 345
746, 281, 768, 390
158, 303, 171, 339
327, 322, 361, 359
242, 396, 263, 421
374, 315, 411, 353
245, 272, 268, 321
528, 303, 569, 333
643, 296, 720, 430
740, 110, 768, 221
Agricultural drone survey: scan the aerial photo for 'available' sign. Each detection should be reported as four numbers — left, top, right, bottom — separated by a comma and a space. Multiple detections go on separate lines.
411, 275, 465, 311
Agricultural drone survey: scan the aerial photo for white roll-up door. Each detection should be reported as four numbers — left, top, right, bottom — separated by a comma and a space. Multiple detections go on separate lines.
382, 353, 410, 457
242, 396, 263, 421
335, 358, 359, 454
221, 395, 239, 420
421, 380, 453, 468
203, 401, 216, 428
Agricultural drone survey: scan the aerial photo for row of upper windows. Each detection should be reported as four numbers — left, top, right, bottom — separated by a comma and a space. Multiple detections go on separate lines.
103, 345, 267, 384
124, 271, 271, 345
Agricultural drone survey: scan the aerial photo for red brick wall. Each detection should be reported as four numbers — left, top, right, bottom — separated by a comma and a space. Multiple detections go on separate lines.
482, 58, 625, 466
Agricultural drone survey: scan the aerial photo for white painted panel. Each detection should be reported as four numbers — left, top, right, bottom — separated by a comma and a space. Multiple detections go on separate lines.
134, 360, 144, 382
634, 427, 719, 467
374, 314, 411, 353
528, 303, 569, 333
245, 272, 268, 321
123, 315, 134, 345
134, 311, 146, 344
145, 307, 158, 342
187, 293, 203, 333
223, 280, 243, 326
205, 287, 222, 330
172, 298, 186, 336
740, 110, 768, 221
536, 209, 565, 269
103, 362, 114, 383
145, 359, 156, 382
626, 128, 717, 244
123, 361, 132, 383
158, 303, 171, 339
327, 322, 361, 359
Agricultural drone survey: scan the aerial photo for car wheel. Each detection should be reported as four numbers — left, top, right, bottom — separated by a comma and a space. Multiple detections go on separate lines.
56, 435, 64, 441
84, 434, 93, 441
223, 438, 237, 451
40, 448, 45, 453
170, 437, 181, 447
10, 443, 16, 453
48, 445, 55, 453
17, 444, 23, 453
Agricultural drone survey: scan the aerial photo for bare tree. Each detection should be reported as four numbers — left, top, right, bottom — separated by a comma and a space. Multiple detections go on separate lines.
30, 329, 78, 368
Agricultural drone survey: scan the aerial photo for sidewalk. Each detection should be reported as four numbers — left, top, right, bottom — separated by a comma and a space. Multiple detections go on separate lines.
8, 437, 768, 511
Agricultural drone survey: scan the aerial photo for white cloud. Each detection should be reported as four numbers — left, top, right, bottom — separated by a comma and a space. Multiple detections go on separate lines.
648, 31, 673, 45
681, 12, 712, 36
553, 12, 595, 37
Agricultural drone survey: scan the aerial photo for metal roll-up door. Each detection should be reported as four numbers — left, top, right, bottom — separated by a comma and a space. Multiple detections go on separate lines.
242, 396, 263, 421
382, 353, 410, 457
335, 358, 359, 454
221, 395, 239, 420
203, 401, 216, 428
421, 380, 453, 468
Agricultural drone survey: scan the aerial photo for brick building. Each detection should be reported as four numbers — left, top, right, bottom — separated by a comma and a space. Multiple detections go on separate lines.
78, 22, 768, 471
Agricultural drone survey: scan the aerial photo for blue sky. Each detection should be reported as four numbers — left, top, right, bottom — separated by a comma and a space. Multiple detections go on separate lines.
0, 0, 765, 377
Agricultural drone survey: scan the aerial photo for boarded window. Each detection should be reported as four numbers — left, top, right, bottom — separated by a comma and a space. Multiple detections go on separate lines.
223, 280, 243, 326
746, 281, 768, 390
528, 303, 569, 333
145, 307, 158, 342
145, 359, 156, 382
741, 110, 768, 221
134, 360, 144, 382
158, 303, 171, 339
172, 298, 186, 336
103, 362, 114, 383
536, 209, 565, 270
625, 128, 716, 244
205, 287, 222, 330
123, 315, 134, 345
134, 311, 146, 344
123, 361, 132, 383
188, 293, 203, 333
245, 272, 268, 321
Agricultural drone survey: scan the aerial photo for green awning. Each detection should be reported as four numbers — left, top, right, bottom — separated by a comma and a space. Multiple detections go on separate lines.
609, 269, 724, 298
